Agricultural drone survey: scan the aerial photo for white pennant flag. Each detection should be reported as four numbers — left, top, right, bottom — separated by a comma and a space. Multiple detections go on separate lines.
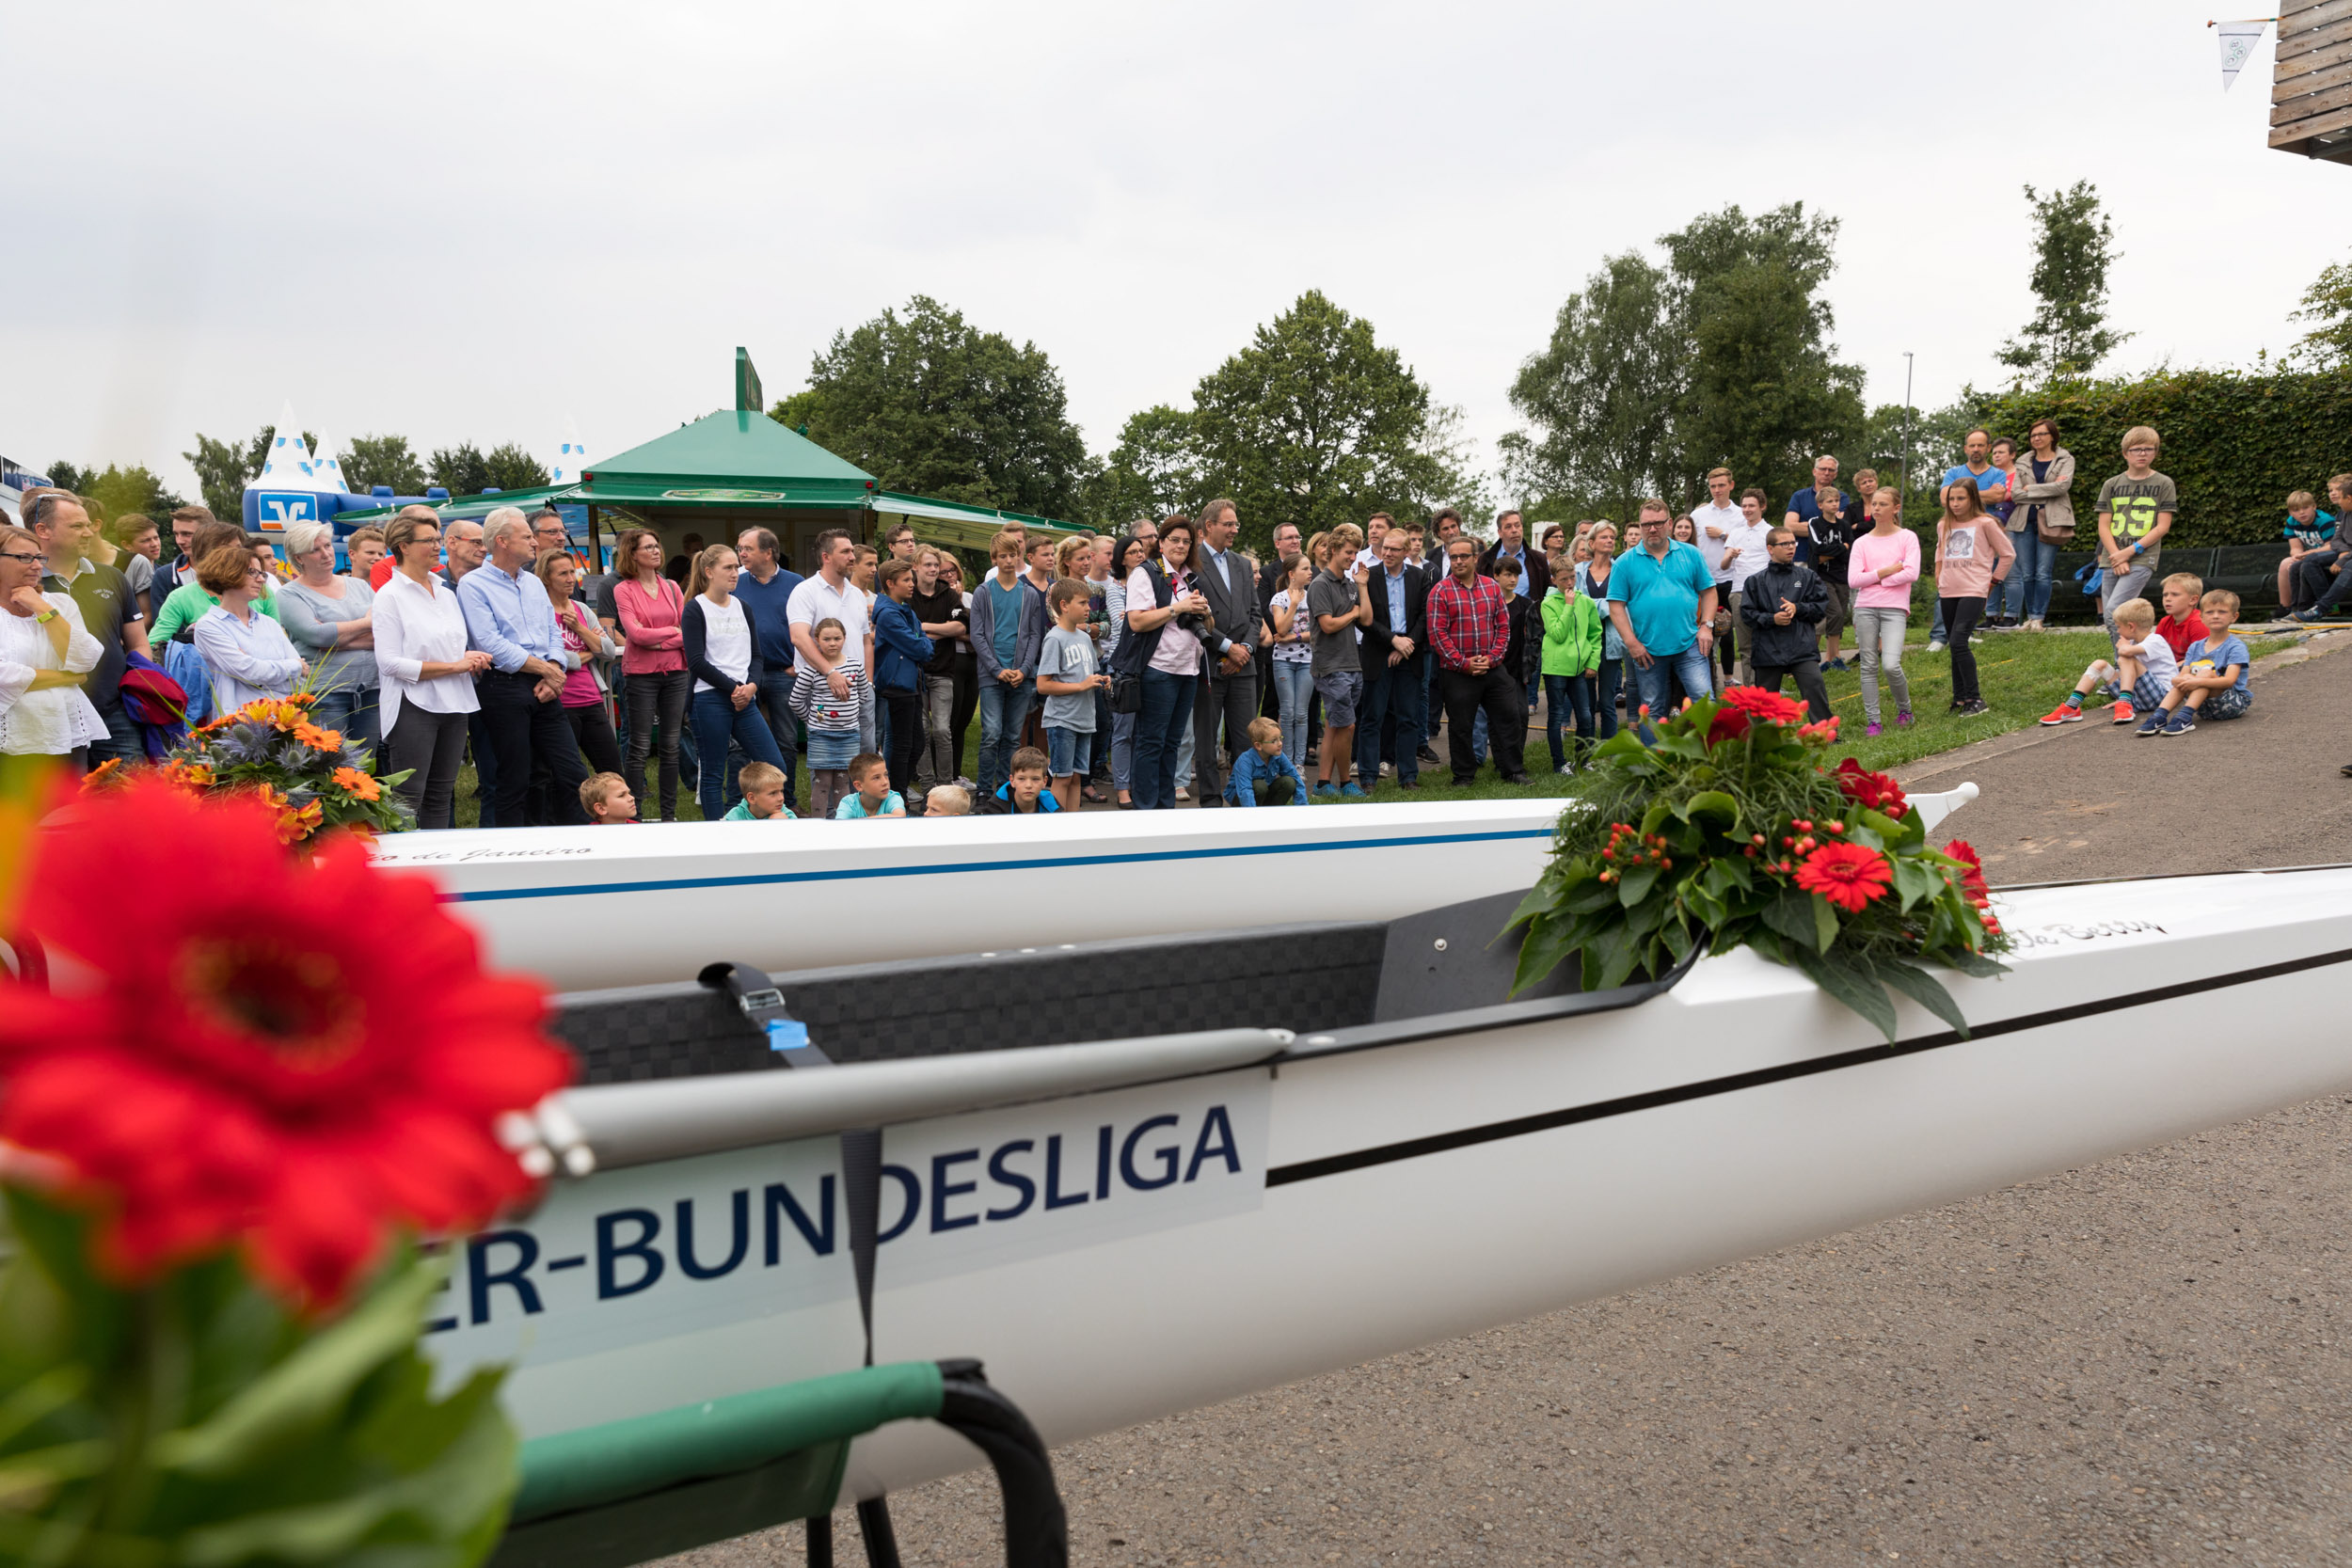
2214, 18, 2271, 91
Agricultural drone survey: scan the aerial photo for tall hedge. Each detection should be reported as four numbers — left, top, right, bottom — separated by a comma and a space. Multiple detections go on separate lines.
1969, 368, 2352, 546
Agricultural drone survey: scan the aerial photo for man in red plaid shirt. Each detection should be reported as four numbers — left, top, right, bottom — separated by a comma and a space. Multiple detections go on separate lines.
1426, 536, 1531, 785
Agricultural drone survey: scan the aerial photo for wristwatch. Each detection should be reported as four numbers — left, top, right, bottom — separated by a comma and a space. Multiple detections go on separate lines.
33, 610, 57, 625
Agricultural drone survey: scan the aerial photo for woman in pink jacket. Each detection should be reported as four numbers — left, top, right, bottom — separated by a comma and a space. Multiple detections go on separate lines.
612, 526, 691, 820
1933, 477, 2016, 716
1846, 487, 1921, 736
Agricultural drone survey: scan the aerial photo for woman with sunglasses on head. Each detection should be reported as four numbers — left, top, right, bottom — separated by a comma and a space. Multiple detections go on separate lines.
0, 523, 106, 767
190, 544, 307, 715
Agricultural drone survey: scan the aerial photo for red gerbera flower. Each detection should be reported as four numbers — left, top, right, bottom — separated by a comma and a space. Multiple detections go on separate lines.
0, 779, 570, 1310
1793, 841, 1895, 913
1834, 757, 1909, 818
1943, 837, 1991, 898
1706, 687, 1808, 747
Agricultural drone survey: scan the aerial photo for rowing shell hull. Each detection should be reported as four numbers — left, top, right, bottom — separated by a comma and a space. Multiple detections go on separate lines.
373, 792, 1970, 991
428, 863, 2352, 1505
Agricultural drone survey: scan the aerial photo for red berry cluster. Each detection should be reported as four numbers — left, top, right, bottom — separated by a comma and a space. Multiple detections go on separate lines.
1747, 816, 1849, 876
1596, 821, 1673, 883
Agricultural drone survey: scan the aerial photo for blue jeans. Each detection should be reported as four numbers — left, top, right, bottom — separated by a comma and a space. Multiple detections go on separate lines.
1543, 673, 1594, 768
1358, 655, 1424, 786
1045, 725, 1093, 777
977, 679, 1033, 800
1422, 656, 1442, 745
87, 699, 144, 767
752, 669, 799, 792
1271, 659, 1313, 769
310, 686, 380, 769
1133, 666, 1195, 810
2010, 531, 2059, 621
691, 689, 787, 821
1110, 709, 1136, 791
1591, 660, 1621, 742
1631, 643, 1716, 739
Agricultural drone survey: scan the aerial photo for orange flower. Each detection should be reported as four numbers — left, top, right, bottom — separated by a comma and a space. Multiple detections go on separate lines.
293, 721, 344, 753
331, 767, 381, 802
165, 761, 215, 790
81, 758, 124, 791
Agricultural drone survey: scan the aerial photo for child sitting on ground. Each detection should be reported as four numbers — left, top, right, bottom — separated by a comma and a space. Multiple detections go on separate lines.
789, 616, 868, 821
978, 746, 1058, 815
2140, 590, 2251, 736
580, 771, 637, 824
923, 784, 971, 816
2278, 490, 2337, 611
1035, 577, 1108, 813
2153, 572, 2207, 661
722, 760, 798, 821
834, 752, 905, 817
1225, 716, 1308, 806
2040, 597, 2175, 725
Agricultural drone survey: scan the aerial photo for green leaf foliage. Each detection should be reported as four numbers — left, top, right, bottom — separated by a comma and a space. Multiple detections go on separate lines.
0, 1192, 516, 1568
1506, 694, 2012, 1040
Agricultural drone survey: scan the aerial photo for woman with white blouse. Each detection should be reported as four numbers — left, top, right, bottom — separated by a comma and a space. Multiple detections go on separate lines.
191, 545, 306, 715
373, 514, 491, 828
0, 523, 105, 766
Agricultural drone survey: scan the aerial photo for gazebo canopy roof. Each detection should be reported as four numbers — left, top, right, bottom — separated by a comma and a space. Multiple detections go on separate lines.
569, 410, 878, 509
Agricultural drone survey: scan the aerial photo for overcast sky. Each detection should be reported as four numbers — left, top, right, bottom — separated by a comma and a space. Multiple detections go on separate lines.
6, 1, 2341, 499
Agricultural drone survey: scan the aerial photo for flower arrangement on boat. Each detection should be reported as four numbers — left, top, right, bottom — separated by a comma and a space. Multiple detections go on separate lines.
1509, 688, 2011, 1039
85, 689, 412, 844
0, 773, 565, 1565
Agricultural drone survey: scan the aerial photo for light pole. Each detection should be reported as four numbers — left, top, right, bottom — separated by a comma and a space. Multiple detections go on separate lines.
1899, 352, 1915, 521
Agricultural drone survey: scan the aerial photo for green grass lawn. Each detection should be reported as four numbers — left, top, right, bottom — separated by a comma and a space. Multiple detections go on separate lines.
443, 627, 2291, 824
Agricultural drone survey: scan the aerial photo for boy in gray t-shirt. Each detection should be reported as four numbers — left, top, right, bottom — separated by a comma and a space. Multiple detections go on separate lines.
1037, 578, 1108, 809
1303, 534, 1372, 794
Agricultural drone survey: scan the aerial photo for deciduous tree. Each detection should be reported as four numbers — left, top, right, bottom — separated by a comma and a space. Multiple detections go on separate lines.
779, 295, 1095, 520
1502, 250, 1679, 527
1188, 290, 1468, 551
342, 434, 428, 497
1997, 181, 2130, 381
1661, 202, 1864, 509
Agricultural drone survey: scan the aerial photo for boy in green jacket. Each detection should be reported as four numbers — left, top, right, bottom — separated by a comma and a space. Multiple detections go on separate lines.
1538, 578, 1604, 774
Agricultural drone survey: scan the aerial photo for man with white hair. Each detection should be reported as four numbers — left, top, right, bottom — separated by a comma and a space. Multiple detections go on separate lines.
457, 507, 587, 826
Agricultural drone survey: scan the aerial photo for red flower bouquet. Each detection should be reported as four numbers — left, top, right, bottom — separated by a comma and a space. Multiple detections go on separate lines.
0, 777, 568, 1566
1509, 688, 2010, 1040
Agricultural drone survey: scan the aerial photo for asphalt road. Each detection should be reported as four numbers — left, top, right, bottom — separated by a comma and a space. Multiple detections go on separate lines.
674, 642, 2352, 1568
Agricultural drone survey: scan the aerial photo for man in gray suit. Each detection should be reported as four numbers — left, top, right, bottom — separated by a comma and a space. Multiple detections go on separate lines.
1190, 498, 1264, 807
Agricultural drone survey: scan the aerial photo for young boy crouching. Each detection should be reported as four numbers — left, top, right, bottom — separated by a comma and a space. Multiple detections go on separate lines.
723, 761, 798, 821
2039, 597, 2174, 726
979, 746, 1058, 815
834, 752, 906, 817
580, 772, 637, 824
2140, 590, 2251, 736
922, 784, 971, 816
1225, 716, 1308, 806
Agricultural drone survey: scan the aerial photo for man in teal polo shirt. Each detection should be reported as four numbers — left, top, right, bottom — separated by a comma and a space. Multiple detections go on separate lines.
1607, 499, 1718, 735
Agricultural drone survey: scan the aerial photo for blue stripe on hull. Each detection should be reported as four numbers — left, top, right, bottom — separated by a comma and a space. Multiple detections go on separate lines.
444, 827, 1556, 904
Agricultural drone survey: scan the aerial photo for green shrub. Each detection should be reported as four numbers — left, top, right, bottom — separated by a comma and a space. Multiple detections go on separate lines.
1970, 368, 2352, 546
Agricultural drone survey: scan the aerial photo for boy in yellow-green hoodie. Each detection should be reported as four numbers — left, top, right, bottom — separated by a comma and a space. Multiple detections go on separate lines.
1539, 575, 1605, 774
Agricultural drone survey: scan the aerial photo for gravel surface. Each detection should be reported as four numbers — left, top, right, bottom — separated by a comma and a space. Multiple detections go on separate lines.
668, 642, 2352, 1568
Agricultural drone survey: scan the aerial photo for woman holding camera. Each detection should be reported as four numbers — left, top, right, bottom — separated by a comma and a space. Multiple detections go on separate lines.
1121, 515, 1212, 810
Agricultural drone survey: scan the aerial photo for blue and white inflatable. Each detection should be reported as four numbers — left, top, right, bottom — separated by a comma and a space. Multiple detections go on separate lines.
240, 400, 397, 540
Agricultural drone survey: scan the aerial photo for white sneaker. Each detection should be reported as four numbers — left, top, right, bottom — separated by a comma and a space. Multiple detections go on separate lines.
1926, 640, 1947, 654
1556, 763, 1575, 776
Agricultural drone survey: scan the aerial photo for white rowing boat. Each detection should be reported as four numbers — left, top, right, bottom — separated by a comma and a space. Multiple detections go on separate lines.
373, 789, 1977, 990
419, 789, 2352, 1510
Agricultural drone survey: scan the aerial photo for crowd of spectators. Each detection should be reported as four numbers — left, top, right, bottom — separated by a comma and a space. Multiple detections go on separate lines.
4, 429, 2345, 805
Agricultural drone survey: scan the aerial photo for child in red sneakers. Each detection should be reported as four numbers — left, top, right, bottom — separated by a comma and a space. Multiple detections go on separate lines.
2039, 597, 2175, 726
